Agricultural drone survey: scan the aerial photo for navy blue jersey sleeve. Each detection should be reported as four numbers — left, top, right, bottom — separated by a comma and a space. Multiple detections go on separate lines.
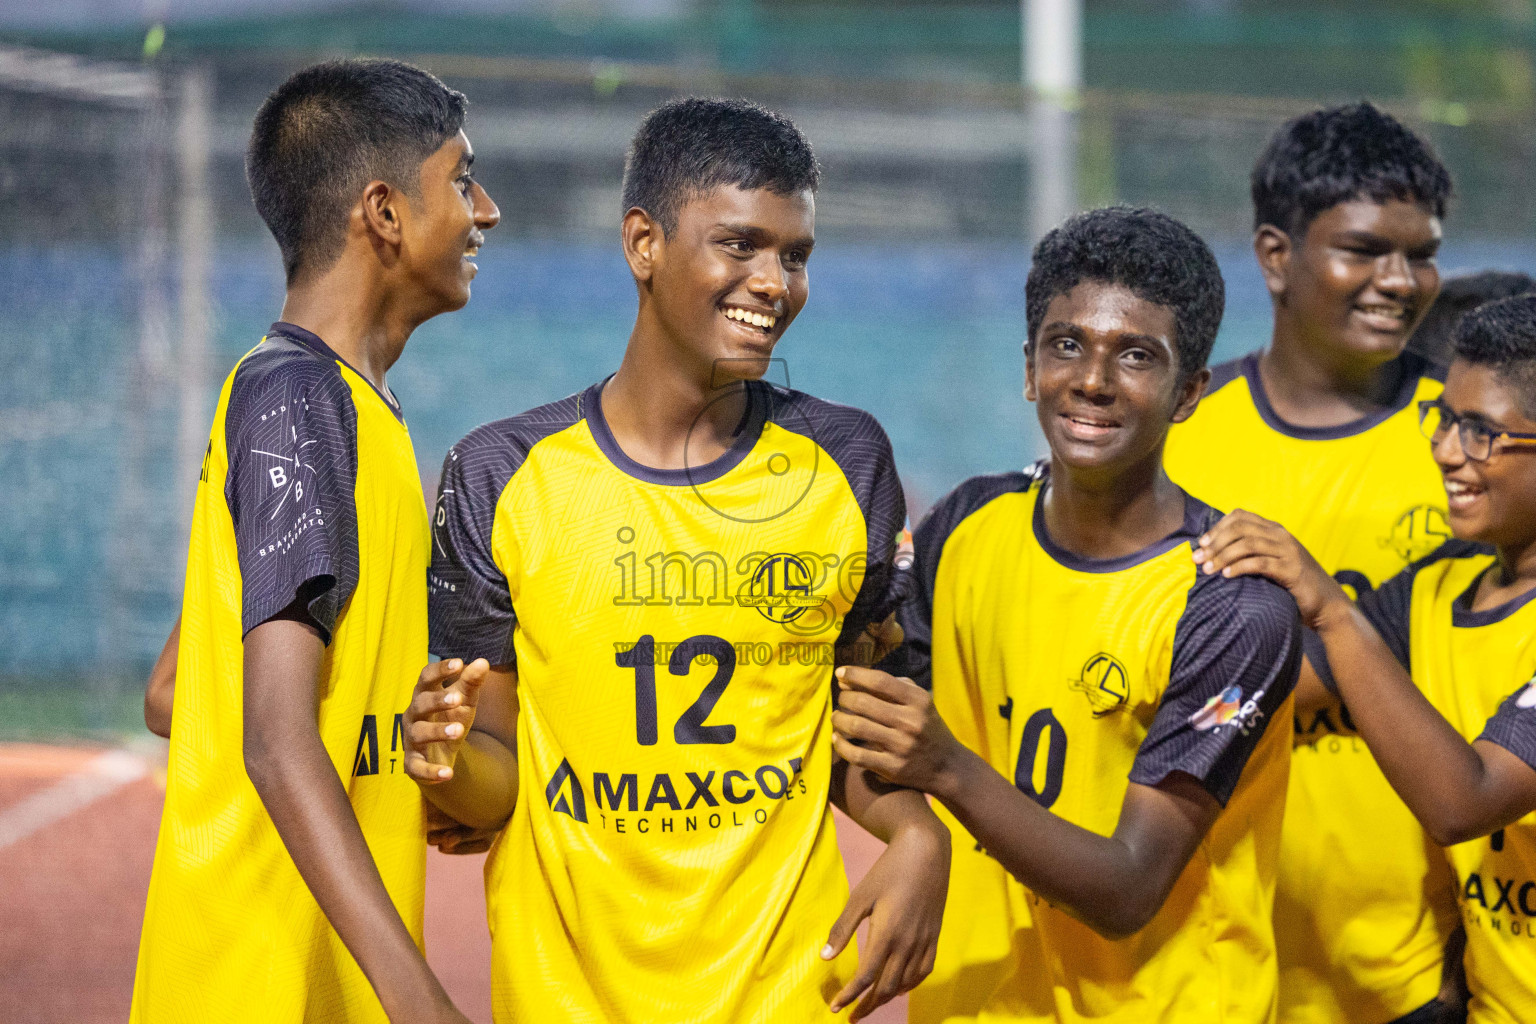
1479, 680, 1536, 772
878, 468, 1038, 690
1130, 571, 1302, 805
224, 342, 359, 643
429, 393, 584, 666
1308, 540, 1486, 694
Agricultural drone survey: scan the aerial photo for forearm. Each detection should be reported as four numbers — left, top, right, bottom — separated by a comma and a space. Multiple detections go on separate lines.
144, 617, 179, 739
833, 756, 944, 845
1315, 600, 1508, 843
934, 750, 1163, 937
419, 730, 518, 831
246, 728, 446, 1017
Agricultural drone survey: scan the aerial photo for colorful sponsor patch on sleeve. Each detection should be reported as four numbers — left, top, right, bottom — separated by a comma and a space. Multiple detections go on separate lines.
1189, 684, 1244, 731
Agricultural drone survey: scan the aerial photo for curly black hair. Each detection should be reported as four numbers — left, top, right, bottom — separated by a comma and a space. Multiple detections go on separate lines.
1453, 293, 1536, 418
621, 97, 820, 235
1410, 269, 1536, 371
1251, 101, 1452, 237
248, 59, 467, 284
1025, 206, 1225, 382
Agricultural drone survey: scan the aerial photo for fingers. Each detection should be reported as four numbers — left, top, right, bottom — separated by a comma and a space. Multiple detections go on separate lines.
823, 889, 868, 965
835, 666, 922, 703
831, 733, 903, 782
416, 657, 466, 691
834, 687, 916, 730
405, 749, 453, 783
851, 949, 907, 1022
409, 718, 467, 746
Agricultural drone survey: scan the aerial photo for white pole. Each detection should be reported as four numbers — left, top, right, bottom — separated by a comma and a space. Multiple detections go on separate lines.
175, 66, 213, 572
1024, 0, 1082, 243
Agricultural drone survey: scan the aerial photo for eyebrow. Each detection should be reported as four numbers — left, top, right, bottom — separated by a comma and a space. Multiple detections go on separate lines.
1039, 321, 1168, 346
1334, 229, 1439, 250
718, 223, 815, 248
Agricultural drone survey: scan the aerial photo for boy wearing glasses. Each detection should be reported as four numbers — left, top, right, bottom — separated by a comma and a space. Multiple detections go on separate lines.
1195, 293, 1536, 1024
1163, 103, 1460, 1024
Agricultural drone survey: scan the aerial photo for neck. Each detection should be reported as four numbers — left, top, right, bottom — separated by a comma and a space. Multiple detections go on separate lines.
1260, 316, 1405, 424
1494, 536, 1536, 589
1041, 448, 1186, 561
601, 310, 751, 470
279, 260, 419, 394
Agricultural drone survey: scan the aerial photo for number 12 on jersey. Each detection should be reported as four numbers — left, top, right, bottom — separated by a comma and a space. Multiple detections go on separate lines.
616, 635, 738, 746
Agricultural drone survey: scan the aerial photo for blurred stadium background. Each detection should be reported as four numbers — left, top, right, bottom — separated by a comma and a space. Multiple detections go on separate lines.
3, 0, 1536, 734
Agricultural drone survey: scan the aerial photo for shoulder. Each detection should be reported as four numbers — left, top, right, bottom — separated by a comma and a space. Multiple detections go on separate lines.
764, 384, 893, 456
228, 335, 352, 424
444, 389, 587, 488
1180, 564, 1300, 654
1408, 538, 1493, 575
919, 466, 1040, 545
1204, 353, 1252, 395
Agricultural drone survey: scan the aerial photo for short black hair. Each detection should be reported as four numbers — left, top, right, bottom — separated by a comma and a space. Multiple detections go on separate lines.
247, 59, 468, 283
1453, 293, 1536, 418
1251, 101, 1452, 237
1411, 269, 1536, 371
1025, 206, 1225, 382
621, 97, 819, 235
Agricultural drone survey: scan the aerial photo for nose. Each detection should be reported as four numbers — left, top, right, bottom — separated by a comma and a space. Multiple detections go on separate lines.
1374, 250, 1414, 300
747, 254, 789, 309
1430, 418, 1467, 470
472, 181, 501, 231
1072, 347, 1116, 404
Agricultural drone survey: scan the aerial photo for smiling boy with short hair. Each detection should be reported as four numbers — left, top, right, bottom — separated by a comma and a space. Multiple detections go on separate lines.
834, 206, 1301, 1023
401, 97, 949, 1024
1163, 101, 1460, 1024
1196, 293, 1536, 1024
131, 59, 498, 1024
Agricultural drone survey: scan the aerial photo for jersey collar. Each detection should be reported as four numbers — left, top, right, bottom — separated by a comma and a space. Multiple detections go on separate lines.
1031, 471, 1209, 574
267, 321, 405, 424
1452, 566, 1536, 628
1241, 350, 1427, 441
582, 376, 768, 487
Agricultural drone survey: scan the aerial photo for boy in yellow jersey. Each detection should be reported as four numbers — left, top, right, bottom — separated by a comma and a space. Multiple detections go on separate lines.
399, 98, 950, 1023
130, 60, 500, 1024
1162, 102, 1462, 1024
1196, 293, 1536, 1024
833, 206, 1302, 1023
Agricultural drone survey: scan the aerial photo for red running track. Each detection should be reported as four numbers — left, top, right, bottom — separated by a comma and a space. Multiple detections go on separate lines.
0, 742, 904, 1024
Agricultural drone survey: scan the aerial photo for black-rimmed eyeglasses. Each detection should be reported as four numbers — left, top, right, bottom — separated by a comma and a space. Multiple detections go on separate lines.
1418, 399, 1536, 462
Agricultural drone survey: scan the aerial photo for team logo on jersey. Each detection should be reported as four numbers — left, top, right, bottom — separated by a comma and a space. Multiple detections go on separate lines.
1069, 653, 1130, 717
545, 758, 589, 823
739, 552, 823, 624
1381, 504, 1451, 563
1515, 672, 1536, 709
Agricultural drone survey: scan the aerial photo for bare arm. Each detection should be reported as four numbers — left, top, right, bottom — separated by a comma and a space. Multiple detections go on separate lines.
1197, 509, 1536, 846
144, 615, 179, 739
823, 755, 949, 1020
832, 667, 1219, 939
243, 604, 468, 1024
403, 660, 519, 832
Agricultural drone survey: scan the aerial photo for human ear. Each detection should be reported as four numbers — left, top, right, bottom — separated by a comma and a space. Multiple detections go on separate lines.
1023, 339, 1038, 402
359, 179, 404, 249
621, 207, 661, 284
1253, 224, 1292, 301
1169, 366, 1211, 424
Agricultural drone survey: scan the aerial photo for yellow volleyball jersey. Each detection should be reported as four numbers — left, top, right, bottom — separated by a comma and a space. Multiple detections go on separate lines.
1308, 543, 1536, 1024
888, 466, 1301, 1024
427, 380, 905, 1023
1164, 352, 1457, 1024
131, 324, 430, 1024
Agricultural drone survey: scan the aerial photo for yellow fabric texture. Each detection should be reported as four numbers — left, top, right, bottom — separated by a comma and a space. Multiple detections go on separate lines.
1405, 552, 1536, 1024
130, 343, 429, 1024
1164, 362, 1457, 1024
477, 417, 872, 1023
909, 482, 1292, 1024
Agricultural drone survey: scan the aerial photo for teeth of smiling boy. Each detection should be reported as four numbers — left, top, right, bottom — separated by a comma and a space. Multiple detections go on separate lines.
724, 307, 776, 329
